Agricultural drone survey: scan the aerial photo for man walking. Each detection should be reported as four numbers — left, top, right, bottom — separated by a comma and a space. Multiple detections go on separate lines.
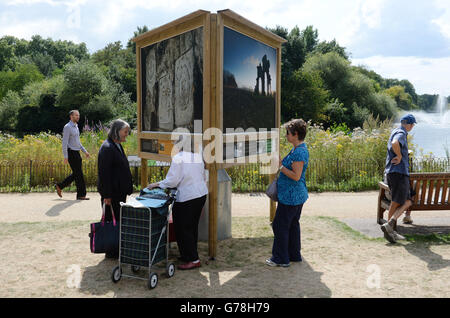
55, 110, 90, 200
380, 114, 417, 243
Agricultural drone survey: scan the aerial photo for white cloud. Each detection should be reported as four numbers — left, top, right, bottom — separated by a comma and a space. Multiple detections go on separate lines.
0, 10, 81, 42
94, 2, 131, 35
243, 56, 260, 67
360, 0, 386, 29
432, 0, 450, 39
5, 0, 88, 6
352, 55, 450, 95
1, 17, 62, 39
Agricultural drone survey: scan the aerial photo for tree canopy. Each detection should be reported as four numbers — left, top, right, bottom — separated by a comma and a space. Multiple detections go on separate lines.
0, 25, 445, 134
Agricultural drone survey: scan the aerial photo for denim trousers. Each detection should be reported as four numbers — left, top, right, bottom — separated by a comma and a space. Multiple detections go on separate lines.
271, 202, 303, 264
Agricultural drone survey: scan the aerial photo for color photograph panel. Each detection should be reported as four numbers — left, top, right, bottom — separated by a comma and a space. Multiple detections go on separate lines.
223, 27, 277, 131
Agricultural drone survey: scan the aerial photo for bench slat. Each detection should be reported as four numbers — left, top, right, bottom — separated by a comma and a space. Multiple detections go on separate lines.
434, 180, 442, 204
414, 179, 420, 205
421, 179, 427, 205
446, 180, 450, 204
442, 180, 448, 204
427, 180, 435, 205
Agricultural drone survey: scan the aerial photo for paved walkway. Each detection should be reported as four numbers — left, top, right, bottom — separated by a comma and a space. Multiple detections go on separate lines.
1, 191, 450, 238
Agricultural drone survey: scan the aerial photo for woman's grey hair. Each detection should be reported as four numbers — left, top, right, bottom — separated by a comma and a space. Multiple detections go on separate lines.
108, 119, 130, 141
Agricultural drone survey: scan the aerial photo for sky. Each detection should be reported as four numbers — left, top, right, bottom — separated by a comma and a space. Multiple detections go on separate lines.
223, 27, 277, 91
1, 0, 449, 95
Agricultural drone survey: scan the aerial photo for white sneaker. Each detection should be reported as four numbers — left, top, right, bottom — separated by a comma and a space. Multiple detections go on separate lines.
265, 258, 290, 267
403, 215, 413, 224
393, 231, 406, 240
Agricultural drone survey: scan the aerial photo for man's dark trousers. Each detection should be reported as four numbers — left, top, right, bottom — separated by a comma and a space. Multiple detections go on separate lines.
57, 149, 86, 198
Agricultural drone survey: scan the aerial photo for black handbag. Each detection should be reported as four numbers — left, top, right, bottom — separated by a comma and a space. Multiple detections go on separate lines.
89, 203, 119, 254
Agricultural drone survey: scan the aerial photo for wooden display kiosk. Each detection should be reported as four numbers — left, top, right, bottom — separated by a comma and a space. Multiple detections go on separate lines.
132, 9, 286, 258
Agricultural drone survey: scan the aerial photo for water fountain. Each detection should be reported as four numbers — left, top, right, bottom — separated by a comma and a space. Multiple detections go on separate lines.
438, 95, 450, 125
407, 94, 450, 158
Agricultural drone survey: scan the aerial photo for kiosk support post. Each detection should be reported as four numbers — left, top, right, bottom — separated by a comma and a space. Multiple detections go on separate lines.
140, 158, 148, 189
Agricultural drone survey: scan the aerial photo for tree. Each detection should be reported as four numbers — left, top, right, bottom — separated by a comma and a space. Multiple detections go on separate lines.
313, 39, 349, 60
57, 61, 107, 111
31, 53, 58, 77
282, 69, 329, 122
303, 52, 397, 127
91, 41, 124, 67
0, 39, 17, 71
303, 51, 351, 92
417, 94, 438, 112
23, 35, 89, 68
0, 63, 44, 100
0, 90, 22, 131
91, 41, 136, 102
323, 99, 348, 126
127, 25, 149, 54
384, 85, 416, 110
57, 61, 134, 128
21, 74, 64, 107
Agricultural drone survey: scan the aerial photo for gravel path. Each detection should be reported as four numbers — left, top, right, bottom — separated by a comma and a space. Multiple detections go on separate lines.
1, 191, 449, 223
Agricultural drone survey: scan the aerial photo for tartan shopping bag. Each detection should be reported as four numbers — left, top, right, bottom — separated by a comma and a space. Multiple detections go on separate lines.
89, 203, 119, 253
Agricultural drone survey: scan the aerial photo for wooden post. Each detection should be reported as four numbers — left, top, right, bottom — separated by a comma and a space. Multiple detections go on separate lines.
269, 38, 283, 223
207, 13, 218, 259
269, 173, 277, 222
208, 163, 218, 259
140, 158, 148, 189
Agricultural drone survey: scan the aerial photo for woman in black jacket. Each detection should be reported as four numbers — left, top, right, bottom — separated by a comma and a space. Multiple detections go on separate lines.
97, 119, 133, 258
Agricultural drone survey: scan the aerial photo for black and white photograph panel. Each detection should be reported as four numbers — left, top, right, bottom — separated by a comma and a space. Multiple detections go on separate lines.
141, 27, 203, 133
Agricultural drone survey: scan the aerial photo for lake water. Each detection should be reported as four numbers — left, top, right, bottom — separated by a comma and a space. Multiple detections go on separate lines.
405, 110, 450, 158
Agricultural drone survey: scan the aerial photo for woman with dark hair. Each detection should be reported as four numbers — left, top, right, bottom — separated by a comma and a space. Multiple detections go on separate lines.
266, 119, 309, 267
97, 119, 133, 259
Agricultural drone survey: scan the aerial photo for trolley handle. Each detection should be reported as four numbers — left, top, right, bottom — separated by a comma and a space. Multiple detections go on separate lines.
101, 203, 116, 226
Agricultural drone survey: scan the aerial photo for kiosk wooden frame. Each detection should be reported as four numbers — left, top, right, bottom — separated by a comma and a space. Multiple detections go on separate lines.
133, 9, 286, 258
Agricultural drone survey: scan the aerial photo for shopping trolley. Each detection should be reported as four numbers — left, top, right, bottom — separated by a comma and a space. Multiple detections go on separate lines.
111, 187, 177, 289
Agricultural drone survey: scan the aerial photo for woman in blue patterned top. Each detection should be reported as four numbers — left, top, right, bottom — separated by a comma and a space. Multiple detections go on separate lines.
266, 119, 309, 267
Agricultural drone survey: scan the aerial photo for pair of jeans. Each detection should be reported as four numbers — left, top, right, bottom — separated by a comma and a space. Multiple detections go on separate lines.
271, 202, 303, 264
172, 195, 207, 262
58, 149, 86, 198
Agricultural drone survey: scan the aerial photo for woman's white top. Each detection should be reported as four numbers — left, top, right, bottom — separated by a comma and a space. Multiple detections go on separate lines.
158, 151, 209, 202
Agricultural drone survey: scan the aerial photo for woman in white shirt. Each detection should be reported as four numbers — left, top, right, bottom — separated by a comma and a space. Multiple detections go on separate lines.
147, 136, 208, 270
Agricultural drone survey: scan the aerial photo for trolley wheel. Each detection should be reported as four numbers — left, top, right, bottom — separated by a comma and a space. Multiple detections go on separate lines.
166, 263, 175, 278
111, 266, 122, 283
131, 265, 140, 273
148, 272, 158, 289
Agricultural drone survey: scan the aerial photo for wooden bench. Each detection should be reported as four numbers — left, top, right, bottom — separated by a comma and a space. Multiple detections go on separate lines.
377, 172, 450, 226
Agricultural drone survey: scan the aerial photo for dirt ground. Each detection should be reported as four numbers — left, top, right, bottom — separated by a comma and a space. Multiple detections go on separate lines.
0, 192, 449, 298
